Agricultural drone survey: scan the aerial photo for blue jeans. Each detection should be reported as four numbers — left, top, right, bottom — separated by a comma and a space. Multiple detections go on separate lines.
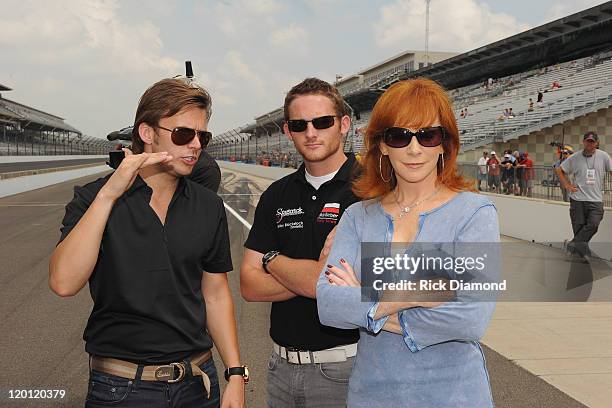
85, 358, 220, 408
266, 351, 353, 408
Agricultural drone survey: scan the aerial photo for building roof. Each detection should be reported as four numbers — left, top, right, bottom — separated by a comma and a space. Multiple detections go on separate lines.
0, 97, 81, 133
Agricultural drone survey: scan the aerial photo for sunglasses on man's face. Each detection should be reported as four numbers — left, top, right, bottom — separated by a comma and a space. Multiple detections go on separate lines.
286, 115, 338, 133
155, 125, 212, 148
382, 126, 445, 148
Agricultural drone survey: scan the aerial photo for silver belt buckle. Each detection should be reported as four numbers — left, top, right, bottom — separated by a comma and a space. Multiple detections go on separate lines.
155, 362, 185, 383
286, 347, 300, 364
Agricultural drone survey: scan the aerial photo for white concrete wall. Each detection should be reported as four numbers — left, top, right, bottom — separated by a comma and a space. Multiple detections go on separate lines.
0, 165, 110, 198
485, 192, 612, 259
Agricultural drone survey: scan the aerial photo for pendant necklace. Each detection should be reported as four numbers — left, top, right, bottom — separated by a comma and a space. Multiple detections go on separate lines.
393, 186, 441, 220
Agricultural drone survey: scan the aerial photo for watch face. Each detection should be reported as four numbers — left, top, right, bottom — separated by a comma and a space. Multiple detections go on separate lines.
243, 366, 250, 383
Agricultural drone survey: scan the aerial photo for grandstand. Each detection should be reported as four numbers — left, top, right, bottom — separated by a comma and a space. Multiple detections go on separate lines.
210, 2, 612, 171
0, 83, 114, 155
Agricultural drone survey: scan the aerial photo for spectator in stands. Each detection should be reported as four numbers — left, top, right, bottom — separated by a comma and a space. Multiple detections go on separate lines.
501, 153, 515, 194
487, 151, 501, 192
318, 77, 498, 408
477, 151, 489, 191
528, 98, 534, 112
551, 81, 562, 90
49, 78, 246, 407
511, 151, 521, 193
517, 152, 534, 197
537, 90, 544, 107
556, 131, 612, 260
508, 108, 515, 118
511, 150, 519, 164
241, 77, 358, 407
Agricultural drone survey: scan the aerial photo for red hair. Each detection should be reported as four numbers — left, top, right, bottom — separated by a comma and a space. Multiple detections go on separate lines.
353, 78, 473, 199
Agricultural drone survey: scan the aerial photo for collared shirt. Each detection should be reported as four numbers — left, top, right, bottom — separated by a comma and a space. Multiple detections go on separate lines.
59, 174, 232, 364
317, 192, 499, 407
244, 154, 360, 351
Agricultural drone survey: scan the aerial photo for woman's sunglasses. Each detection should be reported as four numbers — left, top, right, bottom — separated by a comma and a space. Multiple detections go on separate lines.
286, 115, 338, 133
382, 126, 445, 148
155, 125, 212, 148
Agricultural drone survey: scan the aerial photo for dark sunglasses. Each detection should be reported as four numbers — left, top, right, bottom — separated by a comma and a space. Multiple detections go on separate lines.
155, 125, 212, 148
286, 115, 338, 133
382, 126, 445, 148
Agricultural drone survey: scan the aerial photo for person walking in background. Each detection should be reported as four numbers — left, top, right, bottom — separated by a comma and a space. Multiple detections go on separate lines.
477, 151, 489, 191
556, 131, 612, 259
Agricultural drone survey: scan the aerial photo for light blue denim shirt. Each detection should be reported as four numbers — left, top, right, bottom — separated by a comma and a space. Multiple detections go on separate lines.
317, 191, 499, 408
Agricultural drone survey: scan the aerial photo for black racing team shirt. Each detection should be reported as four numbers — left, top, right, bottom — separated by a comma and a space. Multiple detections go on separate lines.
59, 174, 232, 364
245, 154, 360, 351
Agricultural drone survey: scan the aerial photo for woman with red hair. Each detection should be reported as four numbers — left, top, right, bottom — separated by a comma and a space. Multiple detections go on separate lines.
317, 78, 499, 407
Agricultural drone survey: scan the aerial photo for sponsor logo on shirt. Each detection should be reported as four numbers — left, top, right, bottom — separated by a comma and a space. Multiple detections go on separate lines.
276, 207, 304, 223
317, 203, 340, 224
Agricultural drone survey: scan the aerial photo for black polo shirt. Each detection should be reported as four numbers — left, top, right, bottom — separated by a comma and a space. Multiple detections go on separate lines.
244, 154, 360, 351
58, 174, 232, 364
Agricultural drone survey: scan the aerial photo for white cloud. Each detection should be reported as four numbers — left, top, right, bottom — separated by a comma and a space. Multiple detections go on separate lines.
374, 0, 531, 52
0, 0, 180, 75
222, 50, 266, 94
542, 0, 605, 23
208, 0, 283, 38
269, 24, 309, 47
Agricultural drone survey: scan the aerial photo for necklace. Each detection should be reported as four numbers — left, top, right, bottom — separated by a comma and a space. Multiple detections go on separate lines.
393, 186, 441, 219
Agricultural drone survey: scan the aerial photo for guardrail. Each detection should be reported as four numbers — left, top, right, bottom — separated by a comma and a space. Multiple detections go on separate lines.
458, 163, 612, 207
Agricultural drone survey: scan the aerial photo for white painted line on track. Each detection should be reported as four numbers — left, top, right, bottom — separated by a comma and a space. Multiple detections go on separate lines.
224, 202, 252, 230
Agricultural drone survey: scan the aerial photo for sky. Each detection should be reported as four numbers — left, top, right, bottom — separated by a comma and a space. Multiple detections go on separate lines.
0, 0, 606, 139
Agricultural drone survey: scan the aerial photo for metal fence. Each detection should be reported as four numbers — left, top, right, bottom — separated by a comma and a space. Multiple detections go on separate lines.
0, 128, 114, 156
458, 163, 612, 207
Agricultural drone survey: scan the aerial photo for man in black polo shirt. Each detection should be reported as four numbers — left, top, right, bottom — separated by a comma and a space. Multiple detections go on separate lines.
49, 79, 246, 407
240, 78, 359, 407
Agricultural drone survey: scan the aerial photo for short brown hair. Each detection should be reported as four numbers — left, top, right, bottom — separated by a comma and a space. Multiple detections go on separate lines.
353, 78, 473, 199
131, 78, 212, 153
283, 78, 348, 121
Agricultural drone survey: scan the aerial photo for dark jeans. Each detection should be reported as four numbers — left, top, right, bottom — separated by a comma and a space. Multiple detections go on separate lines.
85, 357, 220, 408
568, 199, 604, 257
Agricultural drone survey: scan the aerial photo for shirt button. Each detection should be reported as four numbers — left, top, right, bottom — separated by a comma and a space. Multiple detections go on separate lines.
311, 195, 317, 200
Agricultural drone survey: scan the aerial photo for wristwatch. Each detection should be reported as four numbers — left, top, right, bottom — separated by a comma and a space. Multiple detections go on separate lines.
262, 250, 280, 273
224, 365, 250, 383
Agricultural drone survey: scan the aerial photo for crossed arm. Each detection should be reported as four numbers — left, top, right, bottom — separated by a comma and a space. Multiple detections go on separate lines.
240, 227, 336, 301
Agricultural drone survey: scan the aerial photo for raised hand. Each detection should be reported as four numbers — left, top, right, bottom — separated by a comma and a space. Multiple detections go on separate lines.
99, 148, 173, 202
